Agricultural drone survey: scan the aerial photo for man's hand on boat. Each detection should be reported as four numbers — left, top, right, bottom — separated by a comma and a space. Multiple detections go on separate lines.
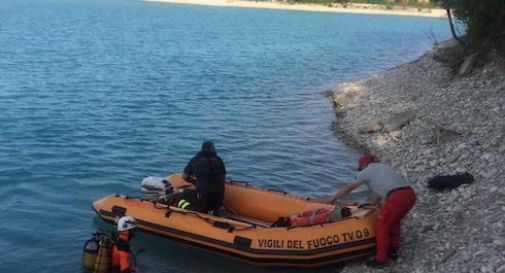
182, 173, 197, 184
324, 183, 382, 207
324, 196, 337, 204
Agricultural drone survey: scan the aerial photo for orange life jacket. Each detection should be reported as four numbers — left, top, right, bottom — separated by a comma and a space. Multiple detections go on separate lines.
111, 231, 133, 273
289, 208, 332, 227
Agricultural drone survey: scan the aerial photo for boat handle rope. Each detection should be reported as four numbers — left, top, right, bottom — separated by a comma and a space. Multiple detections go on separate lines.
147, 197, 362, 229
266, 188, 288, 195
138, 197, 256, 232
149, 199, 265, 232
123, 196, 371, 232
176, 209, 256, 232
227, 179, 250, 187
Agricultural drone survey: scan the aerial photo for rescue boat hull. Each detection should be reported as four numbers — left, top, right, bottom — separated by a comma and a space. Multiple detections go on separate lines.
92, 174, 378, 268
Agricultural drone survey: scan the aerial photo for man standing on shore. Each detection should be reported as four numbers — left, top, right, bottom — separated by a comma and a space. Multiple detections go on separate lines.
326, 155, 416, 268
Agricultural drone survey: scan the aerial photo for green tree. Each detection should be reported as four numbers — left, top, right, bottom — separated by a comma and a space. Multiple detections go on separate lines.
437, 0, 505, 52
436, 0, 463, 44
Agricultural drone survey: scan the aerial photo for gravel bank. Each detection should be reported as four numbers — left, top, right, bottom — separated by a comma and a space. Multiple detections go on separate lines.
328, 44, 505, 273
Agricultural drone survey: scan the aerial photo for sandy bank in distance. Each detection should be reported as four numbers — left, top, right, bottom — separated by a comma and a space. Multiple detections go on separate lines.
142, 0, 446, 18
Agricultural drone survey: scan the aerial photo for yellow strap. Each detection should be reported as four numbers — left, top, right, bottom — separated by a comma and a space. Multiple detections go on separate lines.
181, 201, 191, 209
178, 199, 191, 209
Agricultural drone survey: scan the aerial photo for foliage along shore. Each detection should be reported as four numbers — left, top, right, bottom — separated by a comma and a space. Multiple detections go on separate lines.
263, 0, 439, 9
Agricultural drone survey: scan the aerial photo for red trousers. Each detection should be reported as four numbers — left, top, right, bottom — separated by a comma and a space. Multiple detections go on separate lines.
375, 187, 416, 262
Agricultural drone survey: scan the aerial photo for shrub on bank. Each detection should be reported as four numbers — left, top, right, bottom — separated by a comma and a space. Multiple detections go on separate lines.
438, 0, 505, 55
287, 0, 438, 9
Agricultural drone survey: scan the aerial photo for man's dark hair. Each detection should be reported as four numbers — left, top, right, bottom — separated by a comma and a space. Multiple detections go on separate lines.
201, 141, 215, 153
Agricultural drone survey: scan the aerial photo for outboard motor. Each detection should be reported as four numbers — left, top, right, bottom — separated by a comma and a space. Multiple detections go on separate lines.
141, 176, 174, 203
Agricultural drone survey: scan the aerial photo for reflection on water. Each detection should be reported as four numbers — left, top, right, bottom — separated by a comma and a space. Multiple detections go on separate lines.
0, 0, 450, 272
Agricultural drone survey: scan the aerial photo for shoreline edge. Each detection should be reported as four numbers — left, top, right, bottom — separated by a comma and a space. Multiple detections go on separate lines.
142, 0, 446, 18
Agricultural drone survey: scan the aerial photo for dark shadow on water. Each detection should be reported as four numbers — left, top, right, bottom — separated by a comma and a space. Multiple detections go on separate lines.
92, 217, 346, 273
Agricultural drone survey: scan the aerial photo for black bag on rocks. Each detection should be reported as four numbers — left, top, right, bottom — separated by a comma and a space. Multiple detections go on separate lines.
427, 172, 474, 190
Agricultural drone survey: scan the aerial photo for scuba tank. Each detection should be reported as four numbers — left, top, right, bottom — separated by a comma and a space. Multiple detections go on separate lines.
82, 231, 99, 270
94, 231, 113, 273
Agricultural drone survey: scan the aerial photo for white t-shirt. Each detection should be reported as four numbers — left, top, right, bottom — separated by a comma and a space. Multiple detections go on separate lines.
356, 163, 407, 197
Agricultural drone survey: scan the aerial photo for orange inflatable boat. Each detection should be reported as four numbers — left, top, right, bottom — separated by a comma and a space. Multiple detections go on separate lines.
92, 174, 378, 267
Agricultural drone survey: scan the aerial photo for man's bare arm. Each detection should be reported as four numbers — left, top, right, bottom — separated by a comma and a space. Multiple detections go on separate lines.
326, 181, 360, 204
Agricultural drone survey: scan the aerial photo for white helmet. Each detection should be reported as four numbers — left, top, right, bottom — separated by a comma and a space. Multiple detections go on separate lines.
117, 216, 138, 232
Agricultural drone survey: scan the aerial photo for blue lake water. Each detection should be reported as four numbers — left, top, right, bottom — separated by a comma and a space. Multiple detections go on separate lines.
0, 0, 450, 272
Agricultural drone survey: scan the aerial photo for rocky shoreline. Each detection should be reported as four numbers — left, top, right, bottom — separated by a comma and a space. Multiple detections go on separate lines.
328, 43, 505, 273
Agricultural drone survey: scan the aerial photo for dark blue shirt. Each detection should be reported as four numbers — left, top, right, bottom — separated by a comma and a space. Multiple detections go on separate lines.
183, 151, 226, 194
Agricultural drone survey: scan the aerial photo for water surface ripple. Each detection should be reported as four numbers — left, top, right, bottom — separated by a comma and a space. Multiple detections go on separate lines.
0, 1, 450, 272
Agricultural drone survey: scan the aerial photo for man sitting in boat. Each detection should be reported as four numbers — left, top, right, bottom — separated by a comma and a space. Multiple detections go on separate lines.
175, 140, 226, 215
326, 155, 416, 268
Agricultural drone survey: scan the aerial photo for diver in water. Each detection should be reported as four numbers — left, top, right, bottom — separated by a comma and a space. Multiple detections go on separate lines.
111, 216, 140, 273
